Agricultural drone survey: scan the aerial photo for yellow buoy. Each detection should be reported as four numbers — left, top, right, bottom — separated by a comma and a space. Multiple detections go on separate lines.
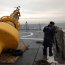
0, 22, 20, 54
0, 16, 20, 30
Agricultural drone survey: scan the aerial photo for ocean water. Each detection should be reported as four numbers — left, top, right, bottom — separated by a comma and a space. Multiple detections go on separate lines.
20, 23, 65, 31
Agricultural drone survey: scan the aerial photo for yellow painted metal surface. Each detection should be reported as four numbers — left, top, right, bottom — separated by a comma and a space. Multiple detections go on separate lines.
0, 16, 20, 30
0, 22, 20, 54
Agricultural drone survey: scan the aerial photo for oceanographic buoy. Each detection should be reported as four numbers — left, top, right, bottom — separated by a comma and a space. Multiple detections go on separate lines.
0, 22, 20, 54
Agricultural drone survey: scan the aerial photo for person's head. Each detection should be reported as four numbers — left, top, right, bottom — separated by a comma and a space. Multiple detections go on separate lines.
49, 21, 55, 26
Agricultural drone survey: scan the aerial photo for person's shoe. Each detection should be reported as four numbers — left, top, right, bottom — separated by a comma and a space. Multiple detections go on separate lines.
47, 56, 58, 63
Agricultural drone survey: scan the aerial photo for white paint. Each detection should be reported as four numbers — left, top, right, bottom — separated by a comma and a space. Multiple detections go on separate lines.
20, 37, 43, 41
20, 31, 43, 40
22, 32, 34, 37
47, 56, 58, 63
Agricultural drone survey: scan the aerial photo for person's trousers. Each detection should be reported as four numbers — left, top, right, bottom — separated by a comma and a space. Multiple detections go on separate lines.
43, 46, 53, 56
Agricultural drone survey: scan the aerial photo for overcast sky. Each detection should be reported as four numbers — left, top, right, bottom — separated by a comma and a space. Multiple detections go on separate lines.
0, 0, 65, 24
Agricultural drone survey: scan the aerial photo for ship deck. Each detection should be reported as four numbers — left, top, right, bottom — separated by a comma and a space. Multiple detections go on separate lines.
0, 29, 65, 65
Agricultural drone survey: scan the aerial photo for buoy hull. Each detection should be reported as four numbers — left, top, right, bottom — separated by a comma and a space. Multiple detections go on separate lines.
0, 22, 20, 54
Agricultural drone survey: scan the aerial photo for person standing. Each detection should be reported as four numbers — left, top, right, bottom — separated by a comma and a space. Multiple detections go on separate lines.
43, 21, 56, 58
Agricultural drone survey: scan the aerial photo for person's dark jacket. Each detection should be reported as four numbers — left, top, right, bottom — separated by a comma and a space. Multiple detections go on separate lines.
43, 25, 56, 47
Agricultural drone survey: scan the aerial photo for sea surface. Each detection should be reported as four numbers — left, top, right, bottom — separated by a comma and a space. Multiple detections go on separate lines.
20, 23, 65, 31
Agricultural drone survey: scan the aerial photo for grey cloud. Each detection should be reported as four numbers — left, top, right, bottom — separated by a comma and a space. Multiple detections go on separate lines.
0, 0, 65, 13
22, 0, 65, 12
0, 0, 65, 23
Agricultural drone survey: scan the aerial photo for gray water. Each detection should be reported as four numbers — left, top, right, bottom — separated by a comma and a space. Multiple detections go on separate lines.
20, 23, 65, 30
